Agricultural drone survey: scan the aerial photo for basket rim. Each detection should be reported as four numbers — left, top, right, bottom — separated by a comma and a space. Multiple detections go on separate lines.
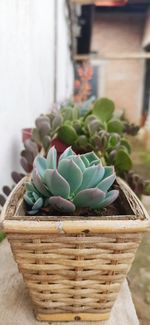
1, 176, 150, 234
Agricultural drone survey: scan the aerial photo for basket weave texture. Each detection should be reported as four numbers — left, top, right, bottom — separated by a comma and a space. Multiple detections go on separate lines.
1, 177, 150, 322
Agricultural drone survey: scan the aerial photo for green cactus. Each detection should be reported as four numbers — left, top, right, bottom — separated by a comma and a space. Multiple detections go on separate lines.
24, 146, 119, 215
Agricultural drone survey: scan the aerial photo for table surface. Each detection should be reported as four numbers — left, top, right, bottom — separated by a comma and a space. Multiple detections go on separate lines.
0, 239, 139, 325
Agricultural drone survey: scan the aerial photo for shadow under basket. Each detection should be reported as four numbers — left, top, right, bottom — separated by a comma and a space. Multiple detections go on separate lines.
1, 176, 150, 322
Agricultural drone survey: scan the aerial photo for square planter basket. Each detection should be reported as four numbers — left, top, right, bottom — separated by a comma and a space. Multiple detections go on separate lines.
1, 176, 150, 322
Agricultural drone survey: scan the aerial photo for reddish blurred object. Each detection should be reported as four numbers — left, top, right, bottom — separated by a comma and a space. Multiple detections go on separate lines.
140, 112, 148, 127
74, 61, 93, 103
51, 138, 69, 158
95, 0, 128, 6
22, 128, 33, 143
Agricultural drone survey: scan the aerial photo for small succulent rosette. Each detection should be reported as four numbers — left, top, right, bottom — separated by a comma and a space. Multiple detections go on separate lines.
24, 147, 119, 215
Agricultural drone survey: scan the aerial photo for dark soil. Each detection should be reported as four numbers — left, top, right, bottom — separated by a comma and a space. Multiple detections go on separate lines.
25, 184, 133, 218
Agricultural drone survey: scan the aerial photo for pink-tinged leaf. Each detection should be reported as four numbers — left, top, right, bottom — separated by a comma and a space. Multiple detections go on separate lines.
2, 186, 11, 196
97, 173, 116, 192
0, 195, 6, 207
20, 157, 33, 173
59, 147, 75, 161
73, 188, 105, 209
34, 156, 47, 178
32, 169, 49, 197
48, 196, 75, 213
32, 197, 43, 210
44, 169, 70, 199
97, 190, 119, 209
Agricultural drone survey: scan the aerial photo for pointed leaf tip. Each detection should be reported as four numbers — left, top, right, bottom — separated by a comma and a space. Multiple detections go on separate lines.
47, 146, 57, 169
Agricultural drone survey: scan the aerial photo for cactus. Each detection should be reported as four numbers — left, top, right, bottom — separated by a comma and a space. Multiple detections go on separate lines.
24, 147, 119, 215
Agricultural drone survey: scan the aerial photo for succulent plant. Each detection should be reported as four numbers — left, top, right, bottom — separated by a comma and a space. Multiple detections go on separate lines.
32, 111, 63, 152
24, 147, 119, 215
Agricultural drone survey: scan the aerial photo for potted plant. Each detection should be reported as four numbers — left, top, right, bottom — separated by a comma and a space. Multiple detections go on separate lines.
1, 146, 150, 322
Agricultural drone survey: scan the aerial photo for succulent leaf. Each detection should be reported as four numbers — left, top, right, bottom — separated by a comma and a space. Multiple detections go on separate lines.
58, 159, 83, 194
24, 192, 34, 206
73, 188, 105, 208
32, 169, 49, 197
59, 147, 75, 161
44, 169, 70, 199
71, 156, 86, 172
107, 119, 124, 134
47, 146, 57, 169
48, 196, 75, 213
97, 173, 116, 192
97, 190, 119, 209
79, 165, 105, 191
34, 156, 47, 178
80, 155, 90, 167
32, 197, 43, 210
81, 152, 101, 166
24, 146, 118, 214
52, 115, 63, 130
114, 150, 132, 172
58, 125, 78, 145
93, 98, 115, 122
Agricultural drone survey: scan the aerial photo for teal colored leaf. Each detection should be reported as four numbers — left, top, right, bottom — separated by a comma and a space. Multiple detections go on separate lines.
26, 182, 38, 193
114, 150, 132, 172
79, 96, 95, 117
32, 169, 50, 197
71, 156, 86, 172
81, 152, 100, 166
44, 169, 70, 199
80, 155, 90, 168
47, 146, 57, 169
32, 192, 39, 201
93, 98, 115, 122
97, 173, 116, 192
48, 196, 75, 213
58, 159, 83, 194
32, 197, 43, 210
28, 209, 39, 215
103, 166, 115, 177
58, 125, 78, 145
34, 156, 47, 178
97, 190, 119, 209
24, 193, 34, 206
59, 147, 75, 161
79, 165, 105, 191
107, 119, 124, 134
73, 188, 105, 209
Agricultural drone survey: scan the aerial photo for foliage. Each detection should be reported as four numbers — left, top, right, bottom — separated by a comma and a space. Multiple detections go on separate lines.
0, 96, 149, 212
24, 147, 119, 215
0, 232, 6, 242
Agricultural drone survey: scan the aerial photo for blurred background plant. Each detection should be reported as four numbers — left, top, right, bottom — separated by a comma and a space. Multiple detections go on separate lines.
0, 96, 150, 215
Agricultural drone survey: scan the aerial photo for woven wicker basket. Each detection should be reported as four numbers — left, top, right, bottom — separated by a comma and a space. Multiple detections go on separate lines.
1, 176, 150, 322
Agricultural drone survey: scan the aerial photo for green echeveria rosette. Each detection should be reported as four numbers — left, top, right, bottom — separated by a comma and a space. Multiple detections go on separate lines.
24, 146, 119, 215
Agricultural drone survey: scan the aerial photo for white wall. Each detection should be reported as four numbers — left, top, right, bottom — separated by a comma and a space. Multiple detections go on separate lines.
0, 0, 74, 188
